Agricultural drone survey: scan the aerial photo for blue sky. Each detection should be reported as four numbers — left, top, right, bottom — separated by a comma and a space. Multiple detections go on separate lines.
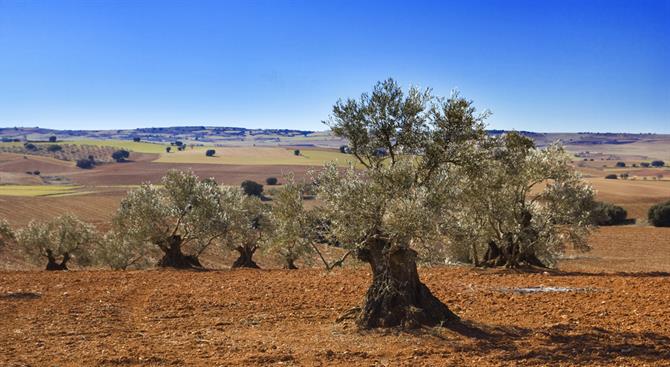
0, 0, 668, 132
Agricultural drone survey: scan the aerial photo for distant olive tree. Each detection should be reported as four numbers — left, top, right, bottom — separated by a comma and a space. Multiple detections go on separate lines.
48, 136, 57, 142
16, 214, 97, 270
592, 202, 628, 226
318, 78, 486, 328
76, 159, 94, 169
112, 150, 130, 162
205, 149, 216, 157
648, 200, 670, 227
266, 175, 314, 269
241, 180, 264, 197
111, 170, 231, 269
450, 132, 595, 268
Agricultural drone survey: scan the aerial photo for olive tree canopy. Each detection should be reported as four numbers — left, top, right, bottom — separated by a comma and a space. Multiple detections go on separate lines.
220, 188, 270, 268
266, 174, 315, 269
0, 218, 14, 249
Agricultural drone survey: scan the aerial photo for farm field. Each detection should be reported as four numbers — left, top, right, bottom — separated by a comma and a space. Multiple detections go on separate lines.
155, 146, 357, 166
0, 184, 84, 197
1, 268, 668, 366
1, 139, 670, 367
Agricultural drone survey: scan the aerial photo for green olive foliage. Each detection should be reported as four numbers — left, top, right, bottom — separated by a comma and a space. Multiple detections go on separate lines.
16, 214, 97, 268
266, 174, 315, 269
0, 218, 14, 248
111, 170, 232, 266
220, 188, 271, 268
319, 78, 486, 256
449, 132, 596, 267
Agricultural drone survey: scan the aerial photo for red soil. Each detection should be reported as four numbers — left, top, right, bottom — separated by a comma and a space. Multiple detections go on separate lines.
1, 268, 668, 366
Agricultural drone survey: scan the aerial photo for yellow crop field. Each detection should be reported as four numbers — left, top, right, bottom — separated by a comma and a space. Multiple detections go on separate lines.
155, 147, 358, 166
0, 185, 84, 197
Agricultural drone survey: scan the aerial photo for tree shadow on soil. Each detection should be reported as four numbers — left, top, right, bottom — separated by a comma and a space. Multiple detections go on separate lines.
438, 319, 670, 365
476, 267, 670, 278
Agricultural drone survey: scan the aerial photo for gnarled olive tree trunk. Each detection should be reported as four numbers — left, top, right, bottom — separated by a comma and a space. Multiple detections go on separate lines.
156, 235, 203, 269
232, 245, 260, 268
482, 211, 547, 268
284, 258, 298, 270
356, 239, 458, 328
482, 239, 546, 268
45, 250, 69, 271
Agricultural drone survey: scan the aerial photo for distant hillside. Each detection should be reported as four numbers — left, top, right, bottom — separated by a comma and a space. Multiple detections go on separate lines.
1, 127, 669, 159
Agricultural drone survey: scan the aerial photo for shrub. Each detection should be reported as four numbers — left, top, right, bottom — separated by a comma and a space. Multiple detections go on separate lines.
112, 150, 130, 162
174, 141, 184, 146
133, 137, 141, 142
205, 149, 216, 157
241, 180, 264, 197
615, 162, 626, 168
648, 201, 670, 227
339, 145, 351, 154
166, 146, 171, 153
294, 149, 301, 156
640, 162, 650, 167
592, 202, 628, 226
605, 174, 618, 179
76, 159, 94, 169
33, 170, 40, 176
266, 177, 278, 185
651, 160, 665, 167
24, 143, 37, 151
48, 136, 57, 142
47, 144, 63, 152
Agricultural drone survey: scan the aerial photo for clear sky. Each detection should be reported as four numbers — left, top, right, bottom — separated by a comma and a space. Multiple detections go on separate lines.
0, 0, 668, 132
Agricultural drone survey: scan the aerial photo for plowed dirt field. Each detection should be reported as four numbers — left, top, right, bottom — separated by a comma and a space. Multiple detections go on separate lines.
1, 268, 669, 366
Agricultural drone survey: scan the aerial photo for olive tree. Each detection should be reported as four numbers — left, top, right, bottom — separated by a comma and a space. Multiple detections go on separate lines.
221, 189, 270, 268
450, 132, 595, 268
266, 174, 314, 269
0, 218, 14, 249
95, 230, 154, 270
16, 214, 96, 270
318, 78, 486, 328
112, 170, 231, 269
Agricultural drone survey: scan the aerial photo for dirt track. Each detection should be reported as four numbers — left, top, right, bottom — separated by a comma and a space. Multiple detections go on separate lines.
1, 268, 669, 366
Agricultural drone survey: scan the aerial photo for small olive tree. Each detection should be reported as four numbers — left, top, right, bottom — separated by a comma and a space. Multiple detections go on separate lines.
16, 214, 96, 270
95, 230, 155, 270
318, 78, 486, 328
266, 175, 314, 269
221, 189, 270, 268
0, 218, 14, 249
450, 132, 595, 268
112, 170, 231, 269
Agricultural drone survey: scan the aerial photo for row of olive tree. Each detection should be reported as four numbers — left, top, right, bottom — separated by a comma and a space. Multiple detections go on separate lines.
0, 170, 316, 272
